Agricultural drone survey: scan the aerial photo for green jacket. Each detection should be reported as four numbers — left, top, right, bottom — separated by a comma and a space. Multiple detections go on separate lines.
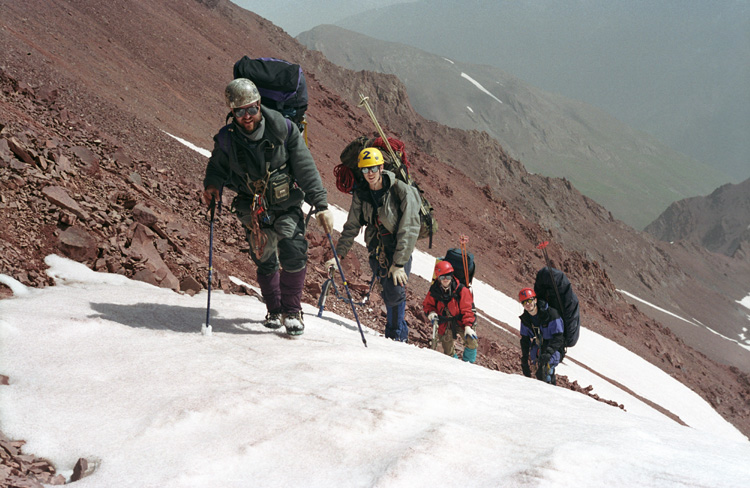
203, 107, 328, 213
335, 170, 420, 267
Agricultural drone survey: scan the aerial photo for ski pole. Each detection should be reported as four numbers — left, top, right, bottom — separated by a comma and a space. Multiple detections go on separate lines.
537, 241, 564, 320
202, 195, 221, 336
317, 265, 335, 317
326, 233, 368, 347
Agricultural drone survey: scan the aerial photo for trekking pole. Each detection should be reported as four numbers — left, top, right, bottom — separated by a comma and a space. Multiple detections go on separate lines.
326, 233, 368, 347
202, 194, 222, 336
537, 240, 564, 318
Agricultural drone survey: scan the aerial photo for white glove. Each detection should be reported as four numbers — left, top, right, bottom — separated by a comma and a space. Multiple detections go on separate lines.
324, 258, 337, 269
388, 265, 408, 286
464, 326, 477, 340
428, 312, 438, 322
316, 209, 334, 233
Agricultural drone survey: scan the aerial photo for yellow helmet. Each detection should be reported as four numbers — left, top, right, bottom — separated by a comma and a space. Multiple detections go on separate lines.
357, 147, 384, 168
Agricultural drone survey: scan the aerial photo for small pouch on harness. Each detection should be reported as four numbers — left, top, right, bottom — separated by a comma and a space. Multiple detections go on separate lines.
266, 170, 291, 205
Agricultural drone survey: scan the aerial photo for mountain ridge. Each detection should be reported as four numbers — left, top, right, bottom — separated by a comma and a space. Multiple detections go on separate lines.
298, 24, 726, 230
645, 178, 750, 258
331, 0, 750, 181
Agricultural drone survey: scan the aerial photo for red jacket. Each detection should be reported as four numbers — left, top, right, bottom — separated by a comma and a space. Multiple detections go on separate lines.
423, 278, 475, 335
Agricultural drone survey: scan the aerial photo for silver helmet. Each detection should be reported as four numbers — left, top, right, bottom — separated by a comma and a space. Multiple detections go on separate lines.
224, 78, 261, 109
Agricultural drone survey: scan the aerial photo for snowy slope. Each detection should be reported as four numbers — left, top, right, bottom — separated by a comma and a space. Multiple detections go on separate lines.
1, 255, 749, 487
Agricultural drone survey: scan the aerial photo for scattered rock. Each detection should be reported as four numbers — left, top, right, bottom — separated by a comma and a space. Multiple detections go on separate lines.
71, 145, 100, 175
57, 226, 98, 262
131, 203, 158, 227
128, 223, 179, 290
42, 185, 89, 220
180, 275, 202, 295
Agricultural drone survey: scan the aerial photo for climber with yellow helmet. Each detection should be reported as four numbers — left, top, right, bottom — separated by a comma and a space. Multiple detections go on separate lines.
326, 147, 421, 342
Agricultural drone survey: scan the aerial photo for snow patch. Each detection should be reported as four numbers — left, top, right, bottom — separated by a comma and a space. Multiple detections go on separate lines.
460, 72, 503, 104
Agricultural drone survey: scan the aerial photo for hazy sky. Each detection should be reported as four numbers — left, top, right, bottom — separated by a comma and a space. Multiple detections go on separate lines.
233, 0, 415, 36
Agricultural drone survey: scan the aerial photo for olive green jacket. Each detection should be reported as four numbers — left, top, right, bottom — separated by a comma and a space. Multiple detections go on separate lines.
335, 170, 420, 267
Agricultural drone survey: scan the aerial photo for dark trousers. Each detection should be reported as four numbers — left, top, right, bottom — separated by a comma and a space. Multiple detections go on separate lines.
370, 255, 412, 342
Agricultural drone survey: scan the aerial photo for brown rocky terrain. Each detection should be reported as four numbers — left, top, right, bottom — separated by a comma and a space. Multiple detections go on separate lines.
0, 0, 748, 484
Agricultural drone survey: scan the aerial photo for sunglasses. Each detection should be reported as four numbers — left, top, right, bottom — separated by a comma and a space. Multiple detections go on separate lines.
361, 166, 382, 174
438, 274, 453, 281
233, 104, 260, 118
522, 298, 535, 305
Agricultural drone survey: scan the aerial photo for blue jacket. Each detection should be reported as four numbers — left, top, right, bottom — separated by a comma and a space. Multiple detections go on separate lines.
519, 300, 565, 367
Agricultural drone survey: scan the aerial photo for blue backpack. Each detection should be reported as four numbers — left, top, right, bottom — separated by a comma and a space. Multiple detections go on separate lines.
233, 56, 308, 131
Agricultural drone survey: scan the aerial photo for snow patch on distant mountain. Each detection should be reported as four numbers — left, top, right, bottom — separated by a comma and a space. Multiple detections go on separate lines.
460, 72, 503, 104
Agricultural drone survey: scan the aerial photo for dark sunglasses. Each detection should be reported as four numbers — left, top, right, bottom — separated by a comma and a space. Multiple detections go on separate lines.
361, 166, 381, 174
233, 104, 260, 118
438, 274, 453, 281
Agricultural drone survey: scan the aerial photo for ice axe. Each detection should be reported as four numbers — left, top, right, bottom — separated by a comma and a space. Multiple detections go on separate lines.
430, 316, 439, 350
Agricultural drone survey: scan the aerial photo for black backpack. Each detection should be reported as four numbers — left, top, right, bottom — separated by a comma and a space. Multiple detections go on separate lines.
233, 56, 308, 131
336, 135, 437, 247
442, 248, 475, 287
534, 267, 580, 348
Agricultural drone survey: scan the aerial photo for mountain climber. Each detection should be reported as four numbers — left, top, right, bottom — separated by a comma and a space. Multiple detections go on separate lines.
201, 78, 334, 336
423, 260, 478, 363
518, 287, 565, 384
326, 147, 420, 342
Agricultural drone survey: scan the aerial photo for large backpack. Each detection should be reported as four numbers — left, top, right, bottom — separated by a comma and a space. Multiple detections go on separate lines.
442, 248, 475, 287
233, 56, 308, 131
336, 135, 437, 247
534, 267, 580, 348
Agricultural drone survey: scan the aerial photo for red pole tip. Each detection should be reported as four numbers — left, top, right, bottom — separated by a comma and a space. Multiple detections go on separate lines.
537, 241, 549, 249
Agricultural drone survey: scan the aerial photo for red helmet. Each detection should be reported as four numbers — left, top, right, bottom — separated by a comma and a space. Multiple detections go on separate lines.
519, 287, 536, 302
434, 260, 454, 277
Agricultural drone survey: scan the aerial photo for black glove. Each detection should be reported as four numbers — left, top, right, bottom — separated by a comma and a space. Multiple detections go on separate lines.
521, 362, 532, 378
538, 353, 551, 368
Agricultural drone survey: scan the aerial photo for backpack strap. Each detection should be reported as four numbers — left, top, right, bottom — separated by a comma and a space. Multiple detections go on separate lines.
217, 124, 232, 157
284, 117, 292, 149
